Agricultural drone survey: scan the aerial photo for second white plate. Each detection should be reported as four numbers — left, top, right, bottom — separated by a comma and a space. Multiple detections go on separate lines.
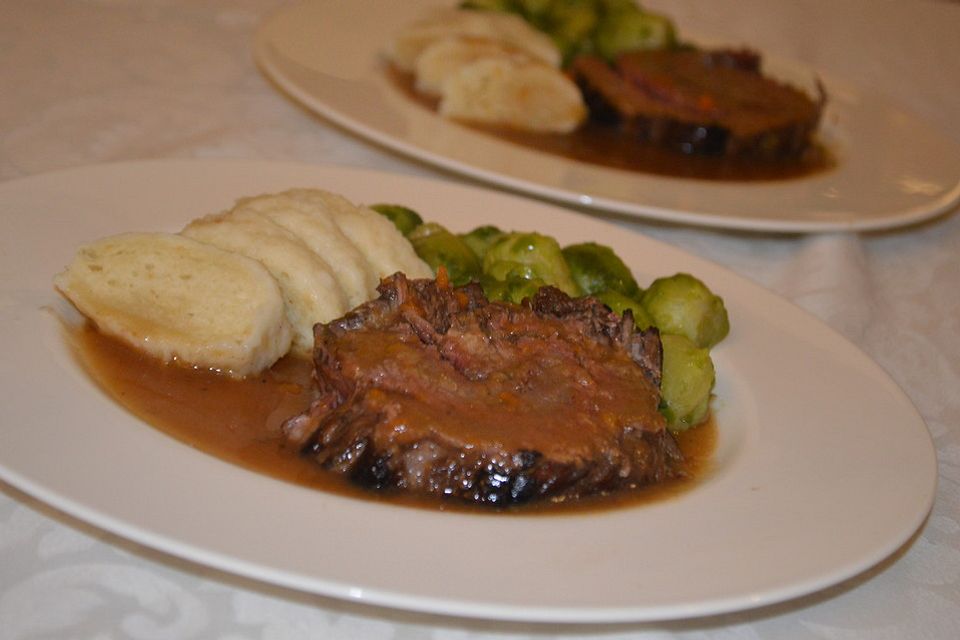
253, 0, 960, 233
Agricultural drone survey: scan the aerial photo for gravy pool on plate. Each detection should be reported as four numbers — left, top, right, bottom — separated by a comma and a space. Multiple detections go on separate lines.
69, 322, 716, 514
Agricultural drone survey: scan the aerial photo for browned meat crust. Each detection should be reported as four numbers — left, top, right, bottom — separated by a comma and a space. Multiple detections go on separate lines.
570, 48, 825, 157
283, 273, 683, 506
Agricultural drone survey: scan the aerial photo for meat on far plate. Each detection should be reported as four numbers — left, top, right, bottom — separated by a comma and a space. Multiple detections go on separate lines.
570, 48, 825, 157
283, 272, 683, 507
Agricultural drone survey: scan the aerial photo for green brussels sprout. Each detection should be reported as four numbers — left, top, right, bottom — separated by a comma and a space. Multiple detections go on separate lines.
483, 232, 582, 296
369, 204, 423, 237
460, 225, 505, 260
479, 274, 510, 301
597, 0, 638, 13
516, 0, 554, 20
461, 0, 549, 22
562, 241, 642, 298
659, 333, 715, 431
592, 289, 654, 329
641, 273, 729, 349
480, 272, 547, 304
461, 0, 521, 13
541, 0, 600, 62
408, 222, 482, 286
464, 0, 681, 68
484, 259, 538, 282
594, 6, 676, 60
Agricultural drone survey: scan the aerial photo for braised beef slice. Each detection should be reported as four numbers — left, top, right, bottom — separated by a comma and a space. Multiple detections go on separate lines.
571, 48, 824, 157
283, 273, 682, 506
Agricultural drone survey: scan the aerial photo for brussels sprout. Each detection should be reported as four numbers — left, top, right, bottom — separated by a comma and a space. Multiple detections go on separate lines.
641, 273, 729, 349
484, 259, 538, 282
480, 272, 547, 304
460, 225, 505, 260
483, 232, 582, 296
562, 241, 641, 298
594, 6, 676, 60
659, 333, 715, 431
516, 0, 554, 20
461, 0, 549, 22
369, 204, 423, 237
479, 274, 510, 301
408, 222, 482, 286
593, 289, 654, 329
461, 0, 515, 10
597, 0, 640, 13
541, 0, 600, 62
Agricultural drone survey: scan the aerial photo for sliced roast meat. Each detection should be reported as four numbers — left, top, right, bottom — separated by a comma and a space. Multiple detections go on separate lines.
283, 273, 683, 506
570, 48, 824, 157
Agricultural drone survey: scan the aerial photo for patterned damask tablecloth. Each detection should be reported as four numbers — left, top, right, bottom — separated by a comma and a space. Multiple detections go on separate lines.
1, 1, 958, 638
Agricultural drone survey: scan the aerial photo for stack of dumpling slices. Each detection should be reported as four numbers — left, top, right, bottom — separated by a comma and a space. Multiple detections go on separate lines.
54, 189, 432, 377
386, 8, 587, 133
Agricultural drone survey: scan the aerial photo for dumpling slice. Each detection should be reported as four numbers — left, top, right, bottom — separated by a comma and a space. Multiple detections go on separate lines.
439, 56, 587, 133
281, 189, 433, 282
182, 210, 349, 358
54, 232, 292, 376
232, 190, 380, 308
414, 37, 532, 97
386, 8, 560, 72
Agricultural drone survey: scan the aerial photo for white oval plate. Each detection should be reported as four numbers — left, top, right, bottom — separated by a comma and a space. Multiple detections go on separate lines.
253, 0, 960, 233
0, 160, 936, 623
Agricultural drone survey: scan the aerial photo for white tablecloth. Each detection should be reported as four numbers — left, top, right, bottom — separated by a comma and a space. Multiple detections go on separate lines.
2, 1, 959, 638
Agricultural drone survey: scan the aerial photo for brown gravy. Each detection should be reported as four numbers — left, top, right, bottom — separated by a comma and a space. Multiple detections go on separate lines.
69, 323, 715, 514
388, 66, 833, 182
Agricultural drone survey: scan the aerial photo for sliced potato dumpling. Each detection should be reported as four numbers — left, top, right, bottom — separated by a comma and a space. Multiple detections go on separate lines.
440, 57, 587, 133
233, 190, 380, 308
182, 210, 349, 358
386, 8, 560, 72
414, 37, 531, 97
54, 232, 292, 377
284, 189, 433, 281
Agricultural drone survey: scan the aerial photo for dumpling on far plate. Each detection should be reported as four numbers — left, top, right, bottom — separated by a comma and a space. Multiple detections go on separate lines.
385, 8, 560, 72
439, 56, 587, 133
414, 37, 532, 97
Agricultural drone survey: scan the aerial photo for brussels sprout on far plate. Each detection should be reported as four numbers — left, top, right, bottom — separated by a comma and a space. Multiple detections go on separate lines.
460, 0, 517, 12
594, 4, 677, 60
